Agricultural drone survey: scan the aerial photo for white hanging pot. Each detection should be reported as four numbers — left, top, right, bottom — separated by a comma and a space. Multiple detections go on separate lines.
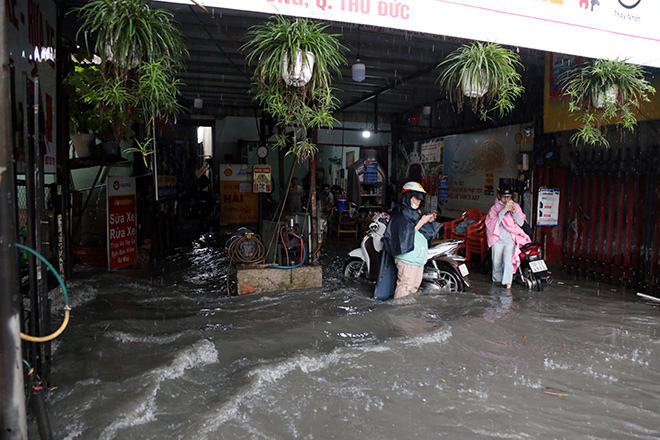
461, 72, 488, 98
281, 49, 315, 87
105, 44, 142, 69
70, 133, 97, 158
592, 85, 618, 109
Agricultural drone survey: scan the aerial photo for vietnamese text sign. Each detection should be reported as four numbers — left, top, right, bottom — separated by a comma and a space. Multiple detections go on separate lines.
8, 0, 58, 172
421, 140, 442, 164
537, 187, 560, 226
158, 0, 660, 68
107, 176, 137, 270
441, 123, 532, 218
253, 164, 272, 193
220, 164, 259, 224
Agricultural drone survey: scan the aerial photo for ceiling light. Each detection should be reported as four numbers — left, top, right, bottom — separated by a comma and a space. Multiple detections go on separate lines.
194, 94, 204, 109
352, 25, 365, 82
362, 129, 371, 138
352, 60, 366, 82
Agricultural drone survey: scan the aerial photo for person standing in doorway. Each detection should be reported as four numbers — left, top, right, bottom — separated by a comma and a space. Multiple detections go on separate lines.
485, 185, 530, 288
319, 184, 335, 214
374, 181, 439, 300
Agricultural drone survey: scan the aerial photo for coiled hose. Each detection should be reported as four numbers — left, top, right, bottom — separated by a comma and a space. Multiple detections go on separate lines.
14, 243, 70, 343
225, 230, 266, 295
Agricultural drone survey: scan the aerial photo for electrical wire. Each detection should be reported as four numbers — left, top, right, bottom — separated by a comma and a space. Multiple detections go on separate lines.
266, 236, 306, 269
14, 243, 70, 343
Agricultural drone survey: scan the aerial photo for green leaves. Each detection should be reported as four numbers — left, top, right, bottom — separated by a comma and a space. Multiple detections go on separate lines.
559, 58, 656, 147
75, 0, 186, 79
73, 0, 188, 146
63, 62, 102, 135
242, 15, 346, 161
123, 137, 155, 168
137, 60, 185, 122
437, 41, 524, 121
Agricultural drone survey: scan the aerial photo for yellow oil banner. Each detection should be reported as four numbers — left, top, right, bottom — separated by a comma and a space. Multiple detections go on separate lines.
219, 164, 258, 225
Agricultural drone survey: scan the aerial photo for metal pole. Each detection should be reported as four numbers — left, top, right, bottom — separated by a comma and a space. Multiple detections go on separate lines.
33, 76, 52, 386
0, 0, 28, 436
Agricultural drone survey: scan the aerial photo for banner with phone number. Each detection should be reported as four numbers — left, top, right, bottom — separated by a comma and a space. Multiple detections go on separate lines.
537, 187, 560, 227
158, 0, 660, 68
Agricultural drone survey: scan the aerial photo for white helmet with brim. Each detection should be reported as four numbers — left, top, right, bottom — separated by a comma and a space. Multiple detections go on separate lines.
402, 181, 426, 194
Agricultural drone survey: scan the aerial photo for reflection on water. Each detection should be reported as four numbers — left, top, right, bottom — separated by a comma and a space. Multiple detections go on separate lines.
35, 233, 660, 440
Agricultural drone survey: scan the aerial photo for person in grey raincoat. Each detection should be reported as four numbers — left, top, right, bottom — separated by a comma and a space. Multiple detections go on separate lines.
374, 181, 439, 300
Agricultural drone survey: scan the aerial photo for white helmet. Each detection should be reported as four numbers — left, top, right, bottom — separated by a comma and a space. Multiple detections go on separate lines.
402, 181, 426, 194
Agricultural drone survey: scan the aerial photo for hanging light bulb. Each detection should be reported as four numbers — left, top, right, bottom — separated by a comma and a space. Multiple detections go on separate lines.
352, 60, 366, 82
362, 129, 371, 138
194, 94, 204, 109
352, 26, 365, 82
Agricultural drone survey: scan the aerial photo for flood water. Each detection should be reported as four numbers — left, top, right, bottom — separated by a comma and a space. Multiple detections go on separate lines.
36, 232, 660, 439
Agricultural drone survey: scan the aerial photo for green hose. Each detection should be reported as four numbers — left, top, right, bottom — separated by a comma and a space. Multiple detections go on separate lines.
14, 243, 70, 342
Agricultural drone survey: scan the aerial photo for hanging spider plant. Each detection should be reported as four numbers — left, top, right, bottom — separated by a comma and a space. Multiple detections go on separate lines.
73, 0, 187, 150
242, 15, 346, 161
437, 41, 525, 121
559, 58, 656, 148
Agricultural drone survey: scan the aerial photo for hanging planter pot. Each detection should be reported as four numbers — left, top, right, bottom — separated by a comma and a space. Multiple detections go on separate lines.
437, 41, 524, 120
281, 49, 315, 87
242, 15, 346, 160
70, 133, 97, 158
559, 58, 656, 147
461, 73, 488, 98
591, 85, 618, 109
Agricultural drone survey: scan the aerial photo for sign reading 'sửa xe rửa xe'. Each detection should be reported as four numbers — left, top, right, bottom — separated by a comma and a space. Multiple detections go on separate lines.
107, 176, 138, 270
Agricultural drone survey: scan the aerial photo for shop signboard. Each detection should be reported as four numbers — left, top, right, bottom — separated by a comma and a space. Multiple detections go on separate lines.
158, 0, 660, 68
107, 176, 137, 270
7, 0, 58, 173
220, 164, 259, 224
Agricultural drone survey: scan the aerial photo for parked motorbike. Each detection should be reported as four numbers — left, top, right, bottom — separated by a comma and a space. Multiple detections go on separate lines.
343, 214, 470, 293
516, 241, 552, 291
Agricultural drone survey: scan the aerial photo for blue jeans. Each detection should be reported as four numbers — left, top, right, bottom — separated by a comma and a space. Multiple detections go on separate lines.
491, 240, 515, 285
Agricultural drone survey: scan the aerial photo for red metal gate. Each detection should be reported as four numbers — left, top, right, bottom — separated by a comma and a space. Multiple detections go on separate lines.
563, 146, 660, 294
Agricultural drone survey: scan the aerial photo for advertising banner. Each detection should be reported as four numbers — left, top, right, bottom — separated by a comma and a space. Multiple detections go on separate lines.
220, 164, 259, 224
159, 0, 660, 68
107, 176, 137, 270
441, 123, 533, 218
537, 187, 560, 226
253, 164, 272, 193
421, 140, 443, 164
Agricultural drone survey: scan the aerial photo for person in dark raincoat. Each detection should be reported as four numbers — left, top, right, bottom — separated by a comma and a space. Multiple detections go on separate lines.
374, 182, 439, 300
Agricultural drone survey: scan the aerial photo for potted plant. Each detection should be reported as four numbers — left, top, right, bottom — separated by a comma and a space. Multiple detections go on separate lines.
242, 15, 346, 160
73, 0, 187, 164
559, 57, 656, 147
62, 57, 102, 157
436, 41, 525, 121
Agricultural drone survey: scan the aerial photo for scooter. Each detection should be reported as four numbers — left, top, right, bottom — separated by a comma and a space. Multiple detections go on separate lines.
343, 214, 470, 292
516, 241, 552, 291
422, 239, 470, 292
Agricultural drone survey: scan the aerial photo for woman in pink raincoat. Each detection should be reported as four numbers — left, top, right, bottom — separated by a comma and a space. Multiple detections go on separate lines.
485, 185, 530, 288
